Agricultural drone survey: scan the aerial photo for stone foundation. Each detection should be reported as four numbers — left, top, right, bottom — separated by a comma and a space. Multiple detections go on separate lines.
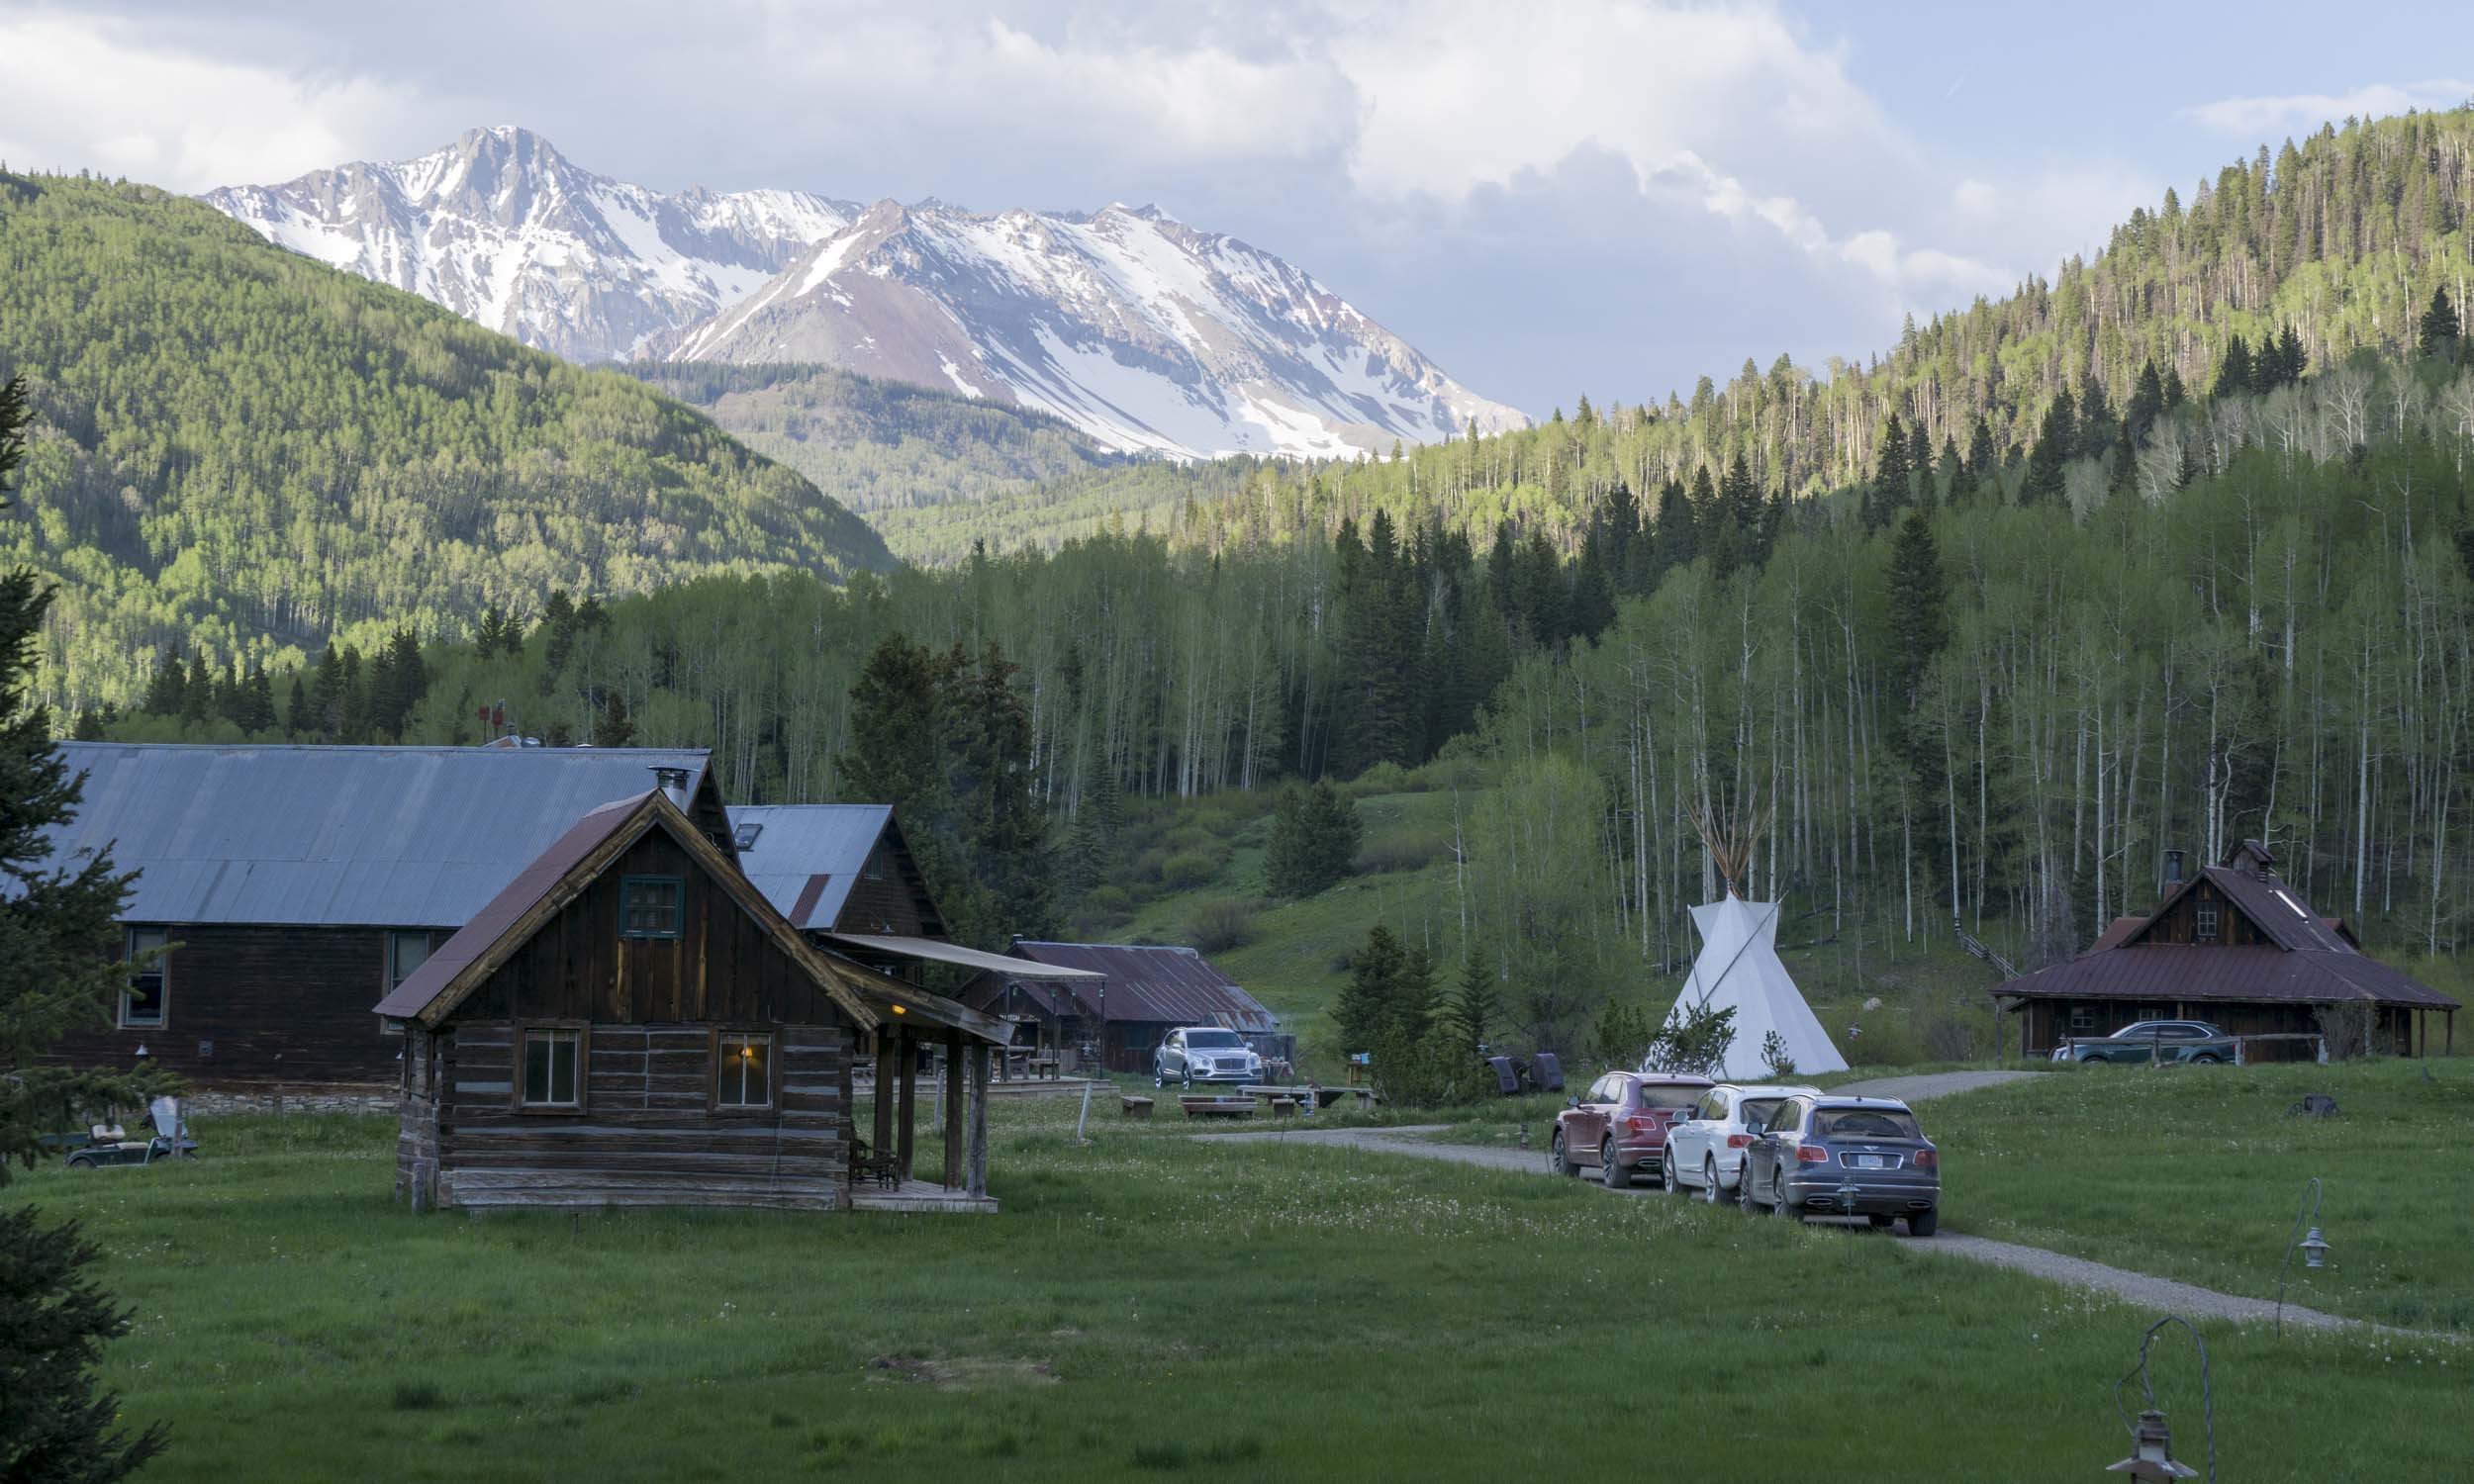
184, 1086, 396, 1116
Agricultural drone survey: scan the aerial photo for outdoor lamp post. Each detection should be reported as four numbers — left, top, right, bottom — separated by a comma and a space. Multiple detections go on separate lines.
2277, 1176, 2330, 1336
2104, 1410, 2199, 1480
2298, 1227, 2330, 1269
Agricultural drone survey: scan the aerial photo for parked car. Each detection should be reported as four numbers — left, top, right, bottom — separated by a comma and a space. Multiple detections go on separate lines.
1663, 1082, 1820, 1201
2053, 1019, 2236, 1065
1152, 1027, 1265, 1087
64, 1097, 198, 1170
1549, 1071, 1713, 1188
1738, 1094, 1939, 1235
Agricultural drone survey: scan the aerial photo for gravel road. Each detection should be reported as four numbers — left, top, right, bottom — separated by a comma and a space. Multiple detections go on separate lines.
1830, 1069, 2046, 1101
1201, 1106, 2438, 1338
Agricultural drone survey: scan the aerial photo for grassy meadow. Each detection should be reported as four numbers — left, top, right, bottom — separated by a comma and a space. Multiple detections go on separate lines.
8, 1088, 2467, 1482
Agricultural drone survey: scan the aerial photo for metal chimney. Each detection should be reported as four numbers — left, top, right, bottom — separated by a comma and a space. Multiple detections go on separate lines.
649, 766, 692, 811
2164, 850, 2185, 889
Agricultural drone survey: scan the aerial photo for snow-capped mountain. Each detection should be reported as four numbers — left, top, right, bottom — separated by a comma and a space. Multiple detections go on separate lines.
205, 126, 853, 361
205, 129, 1528, 459
661, 199, 1529, 459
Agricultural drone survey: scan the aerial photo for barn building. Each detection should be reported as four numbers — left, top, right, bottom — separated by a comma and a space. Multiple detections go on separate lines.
962, 941, 1287, 1075
1993, 841, 2460, 1058
375, 788, 1012, 1214
40, 742, 730, 1088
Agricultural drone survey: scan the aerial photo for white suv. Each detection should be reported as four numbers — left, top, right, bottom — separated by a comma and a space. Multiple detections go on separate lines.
1153, 1027, 1264, 1087
1663, 1082, 1821, 1201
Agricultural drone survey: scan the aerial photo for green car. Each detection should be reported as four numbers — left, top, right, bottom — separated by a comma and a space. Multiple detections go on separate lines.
2058, 1020, 2237, 1064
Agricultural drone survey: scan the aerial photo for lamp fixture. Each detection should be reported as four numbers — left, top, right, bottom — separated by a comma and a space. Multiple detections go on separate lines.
2107, 1315, 2214, 1483
2277, 1176, 2330, 1335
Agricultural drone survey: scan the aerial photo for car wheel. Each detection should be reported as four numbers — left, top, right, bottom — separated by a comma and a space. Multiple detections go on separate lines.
2190, 1054, 2222, 1065
1601, 1139, 1630, 1188
66, 1155, 94, 1171
1550, 1129, 1576, 1177
1738, 1161, 1761, 1213
1772, 1172, 1796, 1221
1662, 1155, 1681, 1195
1908, 1208, 1940, 1238
1154, 1066, 1166, 1088
1700, 1158, 1720, 1204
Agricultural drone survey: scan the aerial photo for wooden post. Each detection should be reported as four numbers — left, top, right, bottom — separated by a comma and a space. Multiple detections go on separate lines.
872, 1032, 896, 1155
942, 1028, 965, 1190
896, 1027, 916, 1179
966, 1042, 990, 1198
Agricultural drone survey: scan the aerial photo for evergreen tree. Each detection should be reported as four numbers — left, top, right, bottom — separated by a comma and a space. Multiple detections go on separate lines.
2162, 364, 2188, 410
1651, 477, 1697, 571
284, 671, 308, 736
1885, 510, 1950, 712
1866, 413, 1913, 529
2420, 286, 2461, 357
2126, 359, 2166, 445
140, 645, 184, 717
0, 374, 169, 1481
2019, 390, 2075, 506
1333, 923, 1404, 1053
1265, 780, 1362, 898
2217, 333, 2254, 397
2273, 324, 2306, 386
1961, 416, 1996, 502
1446, 955, 1500, 1055
945, 643, 1054, 943
1568, 529, 1616, 641
2076, 375, 2114, 458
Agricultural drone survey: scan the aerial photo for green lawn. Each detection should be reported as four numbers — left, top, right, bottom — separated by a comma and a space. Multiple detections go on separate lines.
7, 1095, 2465, 1482
1928, 1057, 2474, 1332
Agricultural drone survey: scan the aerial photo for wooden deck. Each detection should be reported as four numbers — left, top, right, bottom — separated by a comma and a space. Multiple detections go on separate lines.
850, 1177, 999, 1215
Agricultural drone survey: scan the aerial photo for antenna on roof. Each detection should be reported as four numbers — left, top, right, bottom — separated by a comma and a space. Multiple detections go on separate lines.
1688, 788, 1773, 899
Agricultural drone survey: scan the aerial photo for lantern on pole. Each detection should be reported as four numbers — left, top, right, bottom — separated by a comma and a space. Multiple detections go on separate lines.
2106, 1316, 2214, 1484
2277, 1175, 2331, 1336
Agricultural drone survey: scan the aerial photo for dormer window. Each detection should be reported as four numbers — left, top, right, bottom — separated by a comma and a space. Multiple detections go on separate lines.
2195, 898, 2221, 943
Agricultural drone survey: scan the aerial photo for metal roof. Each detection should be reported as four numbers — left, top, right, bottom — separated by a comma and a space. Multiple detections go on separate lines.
1001, 941, 1279, 1033
43, 742, 711, 928
820, 932, 1101, 978
725, 804, 890, 929
1996, 945, 2459, 1010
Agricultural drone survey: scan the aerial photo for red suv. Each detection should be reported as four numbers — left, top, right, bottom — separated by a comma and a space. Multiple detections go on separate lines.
1550, 1072, 1715, 1187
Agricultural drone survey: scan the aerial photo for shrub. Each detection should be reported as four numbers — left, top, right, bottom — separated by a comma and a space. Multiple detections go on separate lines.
1186, 898, 1260, 953
1265, 781, 1361, 897
1346, 760, 1413, 797
1922, 1014, 1977, 1062
1159, 848, 1221, 889
1371, 1024, 1490, 1108
1353, 827, 1449, 875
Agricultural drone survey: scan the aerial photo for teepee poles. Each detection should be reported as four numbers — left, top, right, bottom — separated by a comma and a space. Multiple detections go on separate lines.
1688, 789, 1775, 900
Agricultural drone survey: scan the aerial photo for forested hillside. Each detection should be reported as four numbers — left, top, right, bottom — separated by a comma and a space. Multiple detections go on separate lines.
621, 362, 1125, 560
961, 108, 2474, 559
0, 171, 893, 710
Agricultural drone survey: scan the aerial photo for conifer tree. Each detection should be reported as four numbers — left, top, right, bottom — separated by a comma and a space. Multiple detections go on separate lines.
2126, 359, 2166, 445
1447, 955, 1501, 1055
2019, 390, 2075, 506
2216, 334, 2254, 397
1866, 413, 1913, 528
1333, 924, 1406, 1053
1266, 780, 1361, 897
140, 645, 185, 717
2420, 287, 2460, 357
1885, 510, 1949, 713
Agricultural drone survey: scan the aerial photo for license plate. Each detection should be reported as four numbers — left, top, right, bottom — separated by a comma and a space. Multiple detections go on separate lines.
1851, 1154, 1887, 1169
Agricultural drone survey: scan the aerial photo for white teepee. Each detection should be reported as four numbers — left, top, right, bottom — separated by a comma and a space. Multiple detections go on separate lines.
1668, 894, 1849, 1080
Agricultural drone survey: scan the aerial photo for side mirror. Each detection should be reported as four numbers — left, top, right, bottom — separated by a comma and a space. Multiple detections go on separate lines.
1567, 1095, 1581, 1110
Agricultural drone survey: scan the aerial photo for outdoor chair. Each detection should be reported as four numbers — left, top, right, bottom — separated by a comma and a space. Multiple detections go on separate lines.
849, 1137, 903, 1190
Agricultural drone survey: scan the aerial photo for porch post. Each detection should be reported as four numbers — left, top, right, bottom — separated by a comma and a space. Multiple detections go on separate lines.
872, 1031, 897, 1155
966, 1042, 991, 1198
896, 1027, 916, 1179
943, 1028, 966, 1189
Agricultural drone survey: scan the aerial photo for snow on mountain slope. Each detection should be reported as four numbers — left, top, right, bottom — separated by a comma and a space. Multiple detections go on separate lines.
664, 199, 1530, 459
204, 127, 853, 361
205, 128, 1529, 459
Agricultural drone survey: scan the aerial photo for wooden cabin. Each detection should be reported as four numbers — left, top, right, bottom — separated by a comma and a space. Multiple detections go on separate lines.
373, 789, 1012, 1214
962, 941, 1288, 1075
1994, 841, 2460, 1057
40, 743, 731, 1088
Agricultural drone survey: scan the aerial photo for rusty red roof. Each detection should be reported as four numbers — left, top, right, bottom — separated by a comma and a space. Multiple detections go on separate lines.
1997, 944, 2458, 1009
1000, 941, 1278, 1033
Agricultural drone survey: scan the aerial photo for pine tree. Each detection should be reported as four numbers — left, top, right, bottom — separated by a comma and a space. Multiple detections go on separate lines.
0, 373, 169, 1481
1885, 510, 1949, 712
1961, 416, 1996, 503
1867, 413, 1914, 528
2019, 390, 2075, 506
2273, 325, 2306, 386
140, 644, 185, 717
2420, 286, 2461, 357
593, 690, 634, 748
2216, 333, 2254, 397
1266, 780, 1361, 897
1446, 955, 1500, 1055
2162, 365, 2188, 410
2126, 359, 2166, 445
1333, 924, 1406, 1053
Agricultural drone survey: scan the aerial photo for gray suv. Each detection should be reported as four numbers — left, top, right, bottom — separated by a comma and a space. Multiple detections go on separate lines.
1153, 1027, 1264, 1087
1739, 1095, 1940, 1235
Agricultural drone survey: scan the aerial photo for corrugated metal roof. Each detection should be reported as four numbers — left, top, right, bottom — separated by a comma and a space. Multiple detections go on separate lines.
820, 932, 1101, 978
44, 742, 712, 928
1003, 942, 1279, 1033
725, 804, 890, 929
1997, 945, 2460, 1009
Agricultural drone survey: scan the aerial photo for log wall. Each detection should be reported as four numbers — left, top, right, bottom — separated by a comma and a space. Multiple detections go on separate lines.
426, 1019, 852, 1211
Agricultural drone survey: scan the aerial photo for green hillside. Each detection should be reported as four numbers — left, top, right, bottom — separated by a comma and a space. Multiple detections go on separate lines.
620, 362, 1130, 562
0, 171, 894, 710
970, 107, 2474, 557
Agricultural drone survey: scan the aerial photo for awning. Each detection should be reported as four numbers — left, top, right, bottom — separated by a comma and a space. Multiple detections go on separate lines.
817, 950, 1013, 1044
821, 932, 1104, 979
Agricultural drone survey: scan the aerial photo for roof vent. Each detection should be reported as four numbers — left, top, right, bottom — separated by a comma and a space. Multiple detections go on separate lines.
649, 766, 692, 810
2163, 849, 2185, 888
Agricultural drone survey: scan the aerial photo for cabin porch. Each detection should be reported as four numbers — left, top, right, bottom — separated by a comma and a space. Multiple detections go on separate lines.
851, 1177, 999, 1215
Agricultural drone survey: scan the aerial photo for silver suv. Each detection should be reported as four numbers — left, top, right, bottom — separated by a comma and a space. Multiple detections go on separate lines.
1153, 1027, 1264, 1087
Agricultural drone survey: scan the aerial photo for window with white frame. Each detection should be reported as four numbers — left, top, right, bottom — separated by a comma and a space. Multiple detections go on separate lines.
2194, 898, 2221, 943
519, 1026, 583, 1109
122, 927, 169, 1028
715, 1031, 772, 1109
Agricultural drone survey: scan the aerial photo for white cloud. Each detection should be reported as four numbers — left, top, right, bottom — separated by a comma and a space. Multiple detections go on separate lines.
0, 14, 423, 190
2183, 80, 2474, 138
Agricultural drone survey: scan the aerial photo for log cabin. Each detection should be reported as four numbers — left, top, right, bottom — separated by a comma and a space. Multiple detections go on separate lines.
374, 788, 1013, 1214
1993, 841, 2460, 1057
40, 742, 732, 1089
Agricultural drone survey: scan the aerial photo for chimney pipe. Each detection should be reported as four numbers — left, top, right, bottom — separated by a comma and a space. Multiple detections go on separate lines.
2164, 849, 2185, 889
649, 766, 692, 811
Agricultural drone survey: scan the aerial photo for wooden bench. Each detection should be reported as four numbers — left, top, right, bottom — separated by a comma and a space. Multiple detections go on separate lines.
1121, 1095, 1155, 1119
1180, 1096, 1256, 1120
1028, 1055, 1064, 1079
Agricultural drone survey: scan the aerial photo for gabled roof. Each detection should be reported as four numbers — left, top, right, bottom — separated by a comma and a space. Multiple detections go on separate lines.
43, 742, 716, 927
727, 804, 942, 934
1995, 945, 2459, 1010
373, 791, 875, 1031
1001, 942, 1279, 1034
2130, 842, 2353, 954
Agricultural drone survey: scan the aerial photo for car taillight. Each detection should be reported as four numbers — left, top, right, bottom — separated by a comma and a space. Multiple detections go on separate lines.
1912, 1149, 1938, 1169
1795, 1145, 1829, 1163
1627, 1115, 1660, 1134
1726, 1133, 1754, 1149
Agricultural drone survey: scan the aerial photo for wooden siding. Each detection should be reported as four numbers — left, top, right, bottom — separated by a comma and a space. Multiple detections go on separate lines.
49, 923, 406, 1085
2141, 881, 2273, 947
830, 842, 940, 936
425, 1020, 852, 1210
2018, 998, 2414, 1058
396, 1026, 443, 1208
456, 830, 853, 1027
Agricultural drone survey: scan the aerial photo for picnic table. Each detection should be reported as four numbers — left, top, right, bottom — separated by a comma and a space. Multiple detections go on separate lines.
1240, 1084, 1377, 1112
1180, 1096, 1256, 1120
1026, 1055, 1064, 1079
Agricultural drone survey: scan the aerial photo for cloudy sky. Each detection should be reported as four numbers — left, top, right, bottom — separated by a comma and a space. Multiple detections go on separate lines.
4, 1, 2467, 417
